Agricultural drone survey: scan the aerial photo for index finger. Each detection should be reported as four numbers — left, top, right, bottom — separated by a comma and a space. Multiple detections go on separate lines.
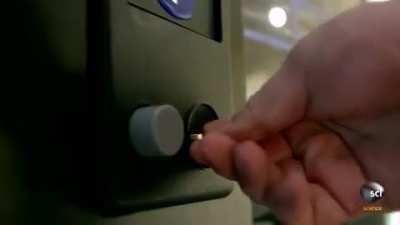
226, 67, 308, 141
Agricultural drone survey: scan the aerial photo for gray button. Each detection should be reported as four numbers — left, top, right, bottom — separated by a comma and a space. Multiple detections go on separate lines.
129, 105, 184, 157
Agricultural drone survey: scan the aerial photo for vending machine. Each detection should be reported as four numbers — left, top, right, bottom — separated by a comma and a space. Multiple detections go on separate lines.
0, 0, 249, 224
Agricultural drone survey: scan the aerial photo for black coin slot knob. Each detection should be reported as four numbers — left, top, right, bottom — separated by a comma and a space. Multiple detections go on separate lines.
186, 103, 219, 136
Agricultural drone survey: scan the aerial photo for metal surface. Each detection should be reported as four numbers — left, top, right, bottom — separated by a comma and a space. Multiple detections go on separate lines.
0, 0, 246, 222
127, 0, 222, 40
89, 0, 236, 215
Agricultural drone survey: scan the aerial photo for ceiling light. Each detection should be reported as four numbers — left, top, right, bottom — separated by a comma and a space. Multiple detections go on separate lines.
268, 7, 287, 28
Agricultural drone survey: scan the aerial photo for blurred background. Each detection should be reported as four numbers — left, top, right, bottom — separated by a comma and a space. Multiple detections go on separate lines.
0, 1, 395, 225
241, 0, 391, 224
243, 0, 381, 99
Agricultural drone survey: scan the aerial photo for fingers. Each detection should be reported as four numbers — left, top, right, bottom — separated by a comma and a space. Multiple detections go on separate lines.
191, 133, 315, 224
258, 133, 293, 163
204, 119, 232, 134
190, 127, 356, 225
232, 141, 282, 202
285, 121, 366, 215
190, 132, 286, 202
265, 158, 314, 225
233, 141, 316, 225
190, 132, 236, 179
308, 184, 348, 225
225, 67, 308, 141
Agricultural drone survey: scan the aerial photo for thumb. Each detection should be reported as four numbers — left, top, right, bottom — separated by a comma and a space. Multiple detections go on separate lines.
227, 66, 308, 141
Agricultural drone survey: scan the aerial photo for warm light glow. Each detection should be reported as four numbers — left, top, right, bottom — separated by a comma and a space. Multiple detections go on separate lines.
268, 7, 287, 28
386, 212, 400, 225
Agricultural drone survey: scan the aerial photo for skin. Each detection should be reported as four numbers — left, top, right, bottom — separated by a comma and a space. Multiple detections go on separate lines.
190, 2, 400, 225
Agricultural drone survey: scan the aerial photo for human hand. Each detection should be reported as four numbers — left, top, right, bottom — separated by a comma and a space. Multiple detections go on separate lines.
191, 2, 400, 225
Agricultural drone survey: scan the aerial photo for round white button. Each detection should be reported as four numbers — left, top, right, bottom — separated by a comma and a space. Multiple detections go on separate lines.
129, 105, 184, 157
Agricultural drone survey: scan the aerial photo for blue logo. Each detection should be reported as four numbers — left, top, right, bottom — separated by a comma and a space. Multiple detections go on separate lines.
159, 0, 196, 20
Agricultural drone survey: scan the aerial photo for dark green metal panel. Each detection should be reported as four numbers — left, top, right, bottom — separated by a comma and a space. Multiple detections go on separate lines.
89, 0, 234, 215
127, 0, 222, 41
1, 0, 241, 220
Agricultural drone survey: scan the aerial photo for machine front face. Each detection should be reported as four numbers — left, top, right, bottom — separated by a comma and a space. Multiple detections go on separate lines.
88, 0, 236, 215
0, 0, 242, 220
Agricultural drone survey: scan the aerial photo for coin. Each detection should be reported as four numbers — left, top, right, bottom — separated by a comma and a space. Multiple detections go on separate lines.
190, 133, 204, 141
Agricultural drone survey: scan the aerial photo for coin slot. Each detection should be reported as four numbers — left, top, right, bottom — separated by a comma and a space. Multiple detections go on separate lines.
180, 103, 219, 165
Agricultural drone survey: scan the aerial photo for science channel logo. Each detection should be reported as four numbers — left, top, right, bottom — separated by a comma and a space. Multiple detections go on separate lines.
360, 181, 384, 203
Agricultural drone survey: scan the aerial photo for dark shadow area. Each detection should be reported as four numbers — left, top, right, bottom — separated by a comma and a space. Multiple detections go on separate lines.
0, 1, 94, 224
